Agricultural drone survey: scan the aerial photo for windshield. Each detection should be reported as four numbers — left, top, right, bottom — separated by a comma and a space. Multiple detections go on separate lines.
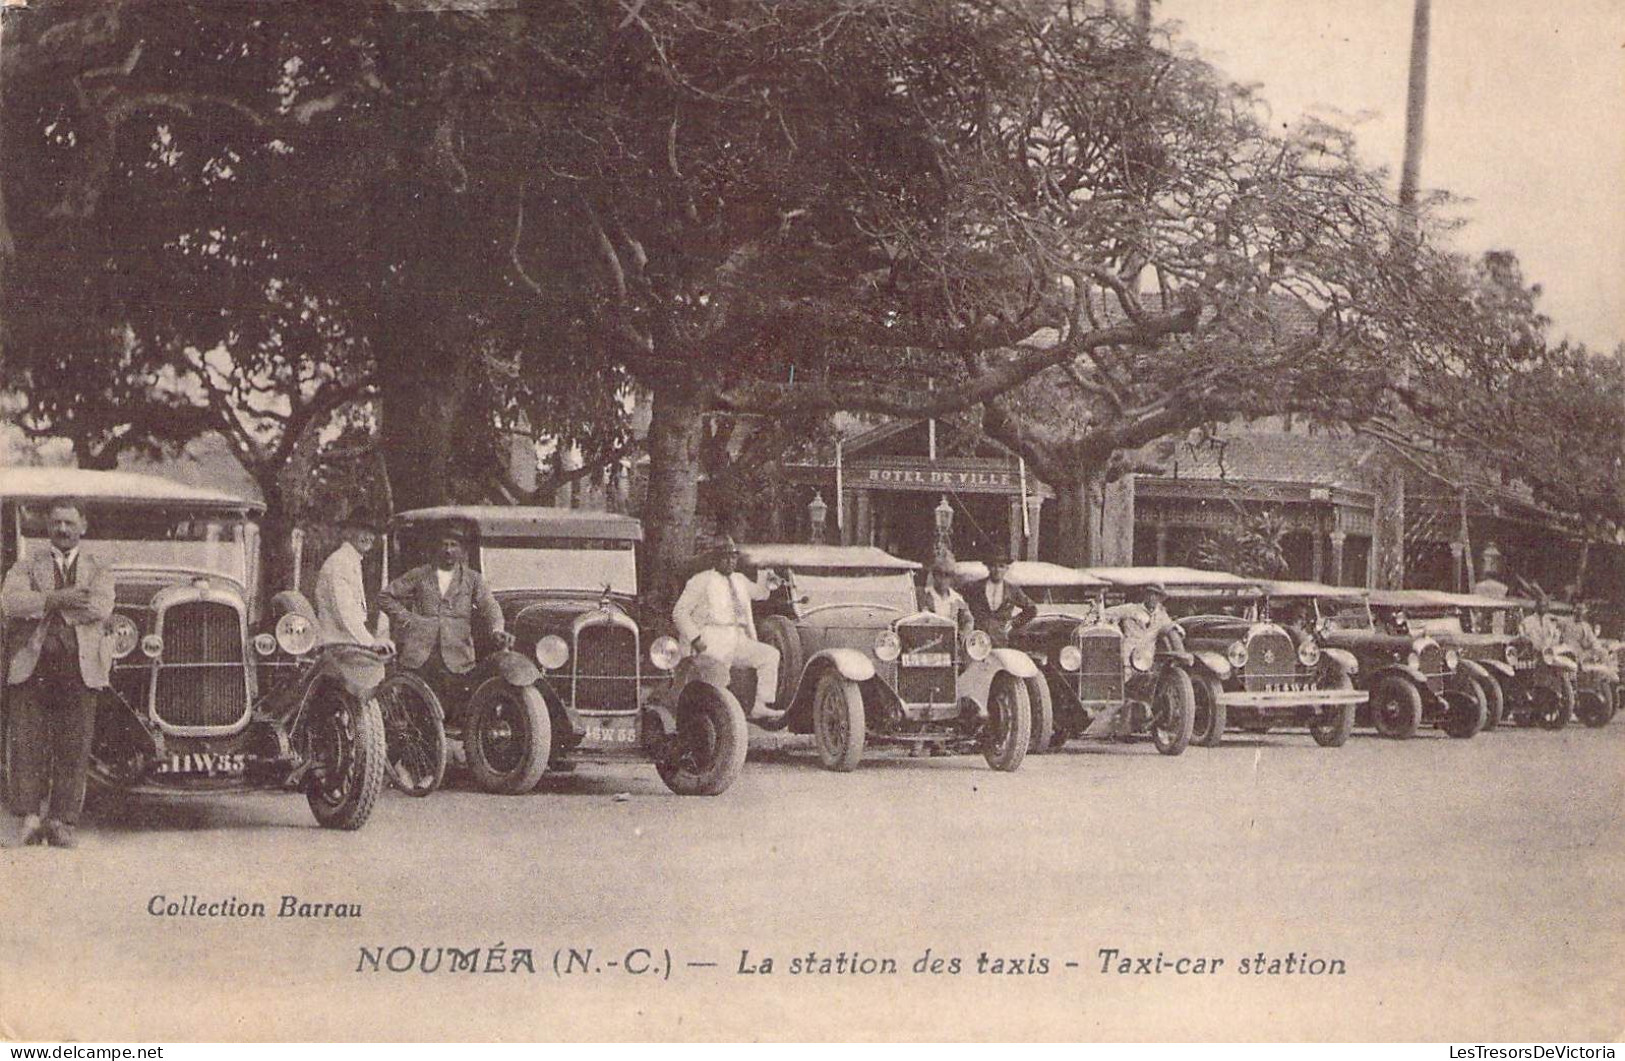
20, 503, 251, 585
1167, 596, 1253, 619
797, 572, 918, 612
1411, 614, 1465, 637
478, 541, 638, 595
1034, 586, 1103, 605
1318, 599, 1374, 632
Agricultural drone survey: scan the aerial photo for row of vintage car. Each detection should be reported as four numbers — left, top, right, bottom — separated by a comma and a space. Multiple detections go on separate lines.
0, 470, 1616, 833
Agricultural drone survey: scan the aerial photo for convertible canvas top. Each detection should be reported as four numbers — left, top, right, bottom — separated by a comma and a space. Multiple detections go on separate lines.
736, 543, 920, 571
0, 468, 262, 511
952, 560, 1107, 587
1367, 588, 1534, 611
1086, 566, 1259, 595
1256, 579, 1368, 601
392, 505, 643, 541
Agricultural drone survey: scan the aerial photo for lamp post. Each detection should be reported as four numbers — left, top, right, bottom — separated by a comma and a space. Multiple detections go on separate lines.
807, 492, 829, 545
934, 495, 955, 562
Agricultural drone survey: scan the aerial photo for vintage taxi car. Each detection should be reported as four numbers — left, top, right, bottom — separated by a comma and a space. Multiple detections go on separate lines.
0, 469, 388, 829
1264, 583, 1485, 739
386, 507, 745, 795
1548, 600, 1618, 728
954, 560, 1194, 755
741, 544, 1035, 772
1089, 567, 1366, 748
1371, 591, 1576, 730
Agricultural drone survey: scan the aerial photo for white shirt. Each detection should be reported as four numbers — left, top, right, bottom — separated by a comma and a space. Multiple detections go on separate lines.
924, 585, 967, 621
435, 568, 454, 597
673, 569, 768, 646
314, 541, 376, 647
984, 581, 1006, 612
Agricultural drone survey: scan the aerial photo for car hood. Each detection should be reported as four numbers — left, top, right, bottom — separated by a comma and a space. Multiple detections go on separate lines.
113, 567, 246, 608
1318, 629, 1413, 653
502, 592, 640, 635
1177, 615, 1254, 643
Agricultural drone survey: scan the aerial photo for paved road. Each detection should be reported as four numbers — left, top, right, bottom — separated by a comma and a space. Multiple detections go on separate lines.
3, 722, 1621, 1042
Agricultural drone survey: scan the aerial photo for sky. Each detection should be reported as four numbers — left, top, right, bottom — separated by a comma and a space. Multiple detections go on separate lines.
1158, 0, 1625, 352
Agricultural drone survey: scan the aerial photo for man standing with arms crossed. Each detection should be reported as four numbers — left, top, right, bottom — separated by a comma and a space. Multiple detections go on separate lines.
2, 499, 115, 849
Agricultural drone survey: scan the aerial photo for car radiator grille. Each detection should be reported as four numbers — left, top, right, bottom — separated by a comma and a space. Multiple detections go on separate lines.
1243, 630, 1299, 692
574, 623, 639, 713
154, 600, 247, 729
897, 623, 955, 705
1419, 642, 1447, 691
1076, 632, 1123, 701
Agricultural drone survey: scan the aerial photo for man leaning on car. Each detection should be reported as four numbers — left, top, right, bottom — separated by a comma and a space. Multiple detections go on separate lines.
2, 498, 116, 849
378, 523, 512, 690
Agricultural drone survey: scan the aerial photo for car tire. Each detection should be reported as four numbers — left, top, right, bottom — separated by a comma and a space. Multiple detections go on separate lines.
1532, 679, 1573, 731
1370, 675, 1423, 739
1575, 688, 1612, 728
1476, 673, 1505, 731
306, 688, 387, 831
465, 680, 551, 793
1440, 687, 1487, 739
377, 671, 448, 796
1191, 672, 1226, 747
812, 671, 865, 772
1310, 672, 1356, 748
1025, 675, 1054, 754
1149, 667, 1194, 756
756, 615, 803, 710
656, 680, 748, 795
981, 672, 1031, 772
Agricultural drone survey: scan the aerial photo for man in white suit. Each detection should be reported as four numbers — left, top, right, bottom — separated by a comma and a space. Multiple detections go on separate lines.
672, 537, 781, 721
1, 499, 115, 848
314, 515, 389, 649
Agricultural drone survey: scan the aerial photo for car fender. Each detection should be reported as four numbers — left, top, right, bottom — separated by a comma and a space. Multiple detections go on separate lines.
483, 649, 542, 687
1375, 663, 1428, 686
781, 650, 877, 732
957, 649, 1038, 708
1452, 658, 1489, 683
1481, 659, 1515, 679
1320, 648, 1358, 676
1191, 651, 1232, 681
310, 644, 386, 698
1547, 656, 1579, 675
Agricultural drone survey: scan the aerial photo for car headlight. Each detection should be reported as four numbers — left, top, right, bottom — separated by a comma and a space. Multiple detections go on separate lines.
875, 630, 901, 662
648, 635, 680, 671
252, 633, 277, 657
535, 634, 569, 670
1298, 640, 1322, 667
109, 615, 139, 659
1407, 651, 1422, 670
966, 630, 992, 661
1129, 641, 1155, 672
1058, 644, 1082, 672
1542, 647, 1557, 666
1505, 643, 1519, 663
1226, 641, 1249, 669
1444, 648, 1459, 672
140, 633, 164, 659
275, 613, 317, 656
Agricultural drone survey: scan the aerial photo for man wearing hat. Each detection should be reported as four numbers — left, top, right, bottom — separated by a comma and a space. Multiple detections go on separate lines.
919, 558, 974, 641
1107, 582, 1180, 658
379, 523, 512, 688
964, 551, 1037, 647
1519, 589, 1563, 654
672, 536, 781, 721
314, 514, 389, 649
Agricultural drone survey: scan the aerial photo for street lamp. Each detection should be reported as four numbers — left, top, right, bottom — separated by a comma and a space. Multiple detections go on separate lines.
807, 492, 829, 544
934, 495, 954, 558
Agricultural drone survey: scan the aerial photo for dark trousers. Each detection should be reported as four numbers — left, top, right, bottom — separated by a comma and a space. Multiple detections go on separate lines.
8, 660, 98, 824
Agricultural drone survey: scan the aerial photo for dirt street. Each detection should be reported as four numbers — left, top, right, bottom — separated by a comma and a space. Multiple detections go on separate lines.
3, 723, 1621, 1042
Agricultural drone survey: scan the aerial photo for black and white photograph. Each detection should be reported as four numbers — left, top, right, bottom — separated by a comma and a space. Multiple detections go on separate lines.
0, 0, 1620, 1044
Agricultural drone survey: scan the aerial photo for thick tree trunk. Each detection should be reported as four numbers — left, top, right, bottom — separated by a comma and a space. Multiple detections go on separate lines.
376, 335, 469, 512
257, 482, 296, 598
639, 378, 710, 610
1048, 466, 1107, 568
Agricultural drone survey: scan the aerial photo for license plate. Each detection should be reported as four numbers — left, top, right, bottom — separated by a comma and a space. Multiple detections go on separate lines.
583, 723, 639, 745
1263, 682, 1309, 693
901, 651, 951, 668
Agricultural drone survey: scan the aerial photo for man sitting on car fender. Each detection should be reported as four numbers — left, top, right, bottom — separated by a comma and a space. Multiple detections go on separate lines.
673, 537, 781, 722
1106, 582, 1180, 662
379, 524, 512, 689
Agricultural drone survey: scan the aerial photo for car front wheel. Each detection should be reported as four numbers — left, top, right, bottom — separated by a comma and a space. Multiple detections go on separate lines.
377, 671, 447, 796
1371, 675, 1423, 739
812, 671, 865, 772
464, 680, 551, 793
1476, 673, 1505, 731
1310, 672, 1356, 748
1532, 679, 1573, 730
981, 673, 1032, 772
1191, 672, 1226, 747
1149, 667, 1195, 756
305, 686, 387, 830
656, 682, 748, 795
